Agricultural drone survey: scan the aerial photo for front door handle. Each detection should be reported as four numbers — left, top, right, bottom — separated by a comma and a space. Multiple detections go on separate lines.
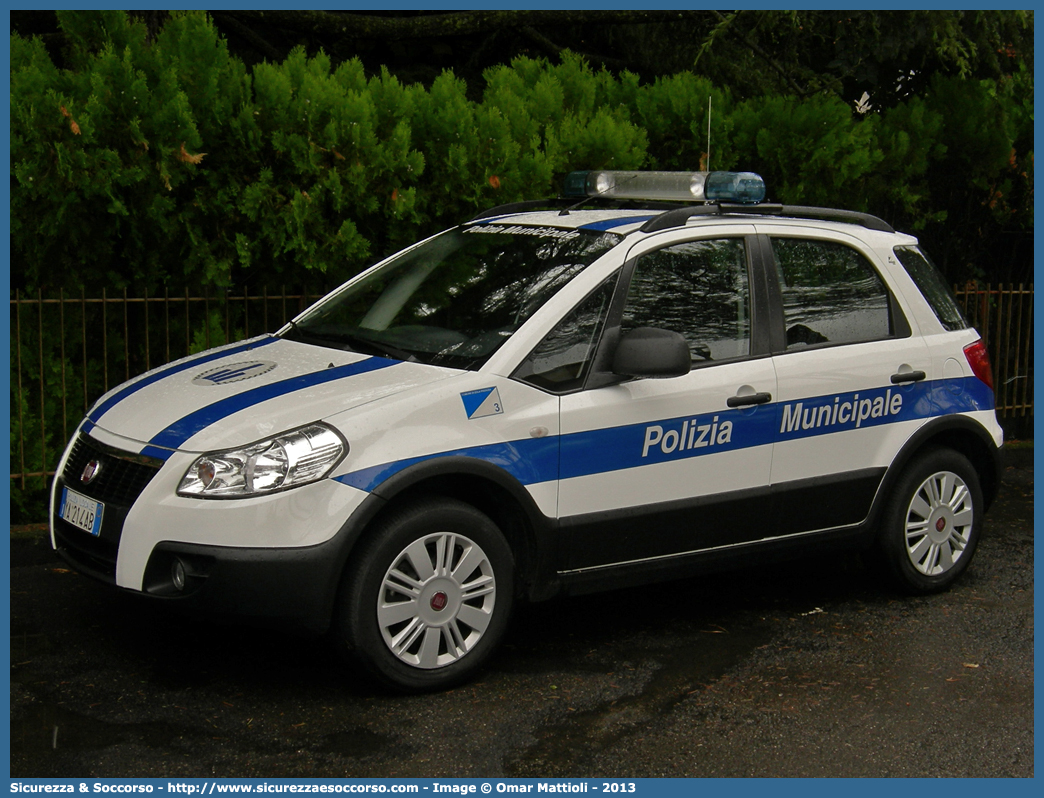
727, 391, 772, 408
890, 370, 927, 384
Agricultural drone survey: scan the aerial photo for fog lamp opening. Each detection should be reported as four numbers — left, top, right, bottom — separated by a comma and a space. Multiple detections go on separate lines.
171, 558, 188, 592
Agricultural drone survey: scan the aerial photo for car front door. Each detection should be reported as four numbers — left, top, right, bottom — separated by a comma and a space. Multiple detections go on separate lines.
551, 227, 779, 573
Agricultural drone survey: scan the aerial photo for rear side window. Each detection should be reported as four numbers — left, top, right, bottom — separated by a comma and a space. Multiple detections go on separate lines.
894, 246, 969, 332
770, 237, 893, 349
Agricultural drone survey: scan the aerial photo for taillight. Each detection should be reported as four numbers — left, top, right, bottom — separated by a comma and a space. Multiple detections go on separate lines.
963, 340, 994, 391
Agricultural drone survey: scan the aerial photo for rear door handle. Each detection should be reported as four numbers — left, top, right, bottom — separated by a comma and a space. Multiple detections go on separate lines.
727, 391, 772, 408
890, 370, 926, 384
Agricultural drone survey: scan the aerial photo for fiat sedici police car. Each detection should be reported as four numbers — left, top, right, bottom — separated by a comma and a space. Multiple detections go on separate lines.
52, 171, 1003, 691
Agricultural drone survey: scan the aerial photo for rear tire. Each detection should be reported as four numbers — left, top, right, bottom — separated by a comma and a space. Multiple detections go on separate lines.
334, 497, 514, 692
878, 448, 983, 594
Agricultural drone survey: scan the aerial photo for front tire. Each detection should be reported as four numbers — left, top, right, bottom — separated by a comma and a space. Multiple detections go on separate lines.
335, 497, 514, 692
878, 448, 984, 594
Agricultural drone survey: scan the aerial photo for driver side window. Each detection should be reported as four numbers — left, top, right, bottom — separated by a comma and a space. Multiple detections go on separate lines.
621, 238, 751, 362
514, 277, 616, 392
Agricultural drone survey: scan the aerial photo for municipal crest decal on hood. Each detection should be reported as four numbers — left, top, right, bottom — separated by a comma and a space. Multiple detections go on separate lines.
192, 361, 277, 386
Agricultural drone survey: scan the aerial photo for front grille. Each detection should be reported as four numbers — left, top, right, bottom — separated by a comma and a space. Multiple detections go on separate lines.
62, 434, 163, 505
54, 433, 164, 582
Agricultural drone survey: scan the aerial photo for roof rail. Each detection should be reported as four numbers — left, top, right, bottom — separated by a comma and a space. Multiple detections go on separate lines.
639, 203, 894, 234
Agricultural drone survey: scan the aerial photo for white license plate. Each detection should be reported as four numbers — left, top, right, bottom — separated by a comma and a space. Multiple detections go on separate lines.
60, 487, 104, 537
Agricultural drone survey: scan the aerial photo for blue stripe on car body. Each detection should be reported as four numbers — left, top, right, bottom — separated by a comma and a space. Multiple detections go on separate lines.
334, 377, 993, 493
578, 216, 655, 231
85, 336, 280, 430
138, 356, 399, 459
466, 215, 653, 232
335, 437, 560, 493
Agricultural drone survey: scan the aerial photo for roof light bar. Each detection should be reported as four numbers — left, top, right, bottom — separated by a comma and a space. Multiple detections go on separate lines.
563, 170, 766, 204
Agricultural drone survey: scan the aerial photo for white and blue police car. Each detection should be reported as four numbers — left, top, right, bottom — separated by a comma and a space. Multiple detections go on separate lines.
51, 171, 1004, 691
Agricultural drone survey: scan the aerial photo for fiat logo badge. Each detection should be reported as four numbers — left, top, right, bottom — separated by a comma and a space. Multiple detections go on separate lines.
81, 460, 101, 485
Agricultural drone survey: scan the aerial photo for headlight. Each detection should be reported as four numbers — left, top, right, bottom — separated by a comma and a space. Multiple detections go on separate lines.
177, 424, 347, 498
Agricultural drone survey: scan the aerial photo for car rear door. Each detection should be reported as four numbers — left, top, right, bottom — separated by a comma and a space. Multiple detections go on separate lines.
756, 227, 932, 537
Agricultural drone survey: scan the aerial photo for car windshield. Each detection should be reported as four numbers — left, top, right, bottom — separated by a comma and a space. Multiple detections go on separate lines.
284, 223, 622, 369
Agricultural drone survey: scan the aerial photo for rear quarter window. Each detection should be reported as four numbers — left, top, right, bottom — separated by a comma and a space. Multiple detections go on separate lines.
893, 246, 969, 332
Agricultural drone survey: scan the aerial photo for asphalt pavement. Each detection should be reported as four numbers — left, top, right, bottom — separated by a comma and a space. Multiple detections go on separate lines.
9, 448, 1034, 778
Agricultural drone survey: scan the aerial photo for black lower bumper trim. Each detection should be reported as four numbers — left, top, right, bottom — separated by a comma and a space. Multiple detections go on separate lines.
139, 537, 349, 634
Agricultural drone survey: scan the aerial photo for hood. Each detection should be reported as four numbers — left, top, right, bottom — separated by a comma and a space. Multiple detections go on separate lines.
83, 335, 458, 457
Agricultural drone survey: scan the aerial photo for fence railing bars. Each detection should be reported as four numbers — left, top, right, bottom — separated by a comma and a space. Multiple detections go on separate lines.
10, 287, 330, 488
8, 284, 1034, 488
953, 283, 1033, 418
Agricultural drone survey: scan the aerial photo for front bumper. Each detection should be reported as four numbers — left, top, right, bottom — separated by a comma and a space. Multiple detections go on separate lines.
53, 499, 388, 635
132, 536, 352, 634
51, 431, 383, 634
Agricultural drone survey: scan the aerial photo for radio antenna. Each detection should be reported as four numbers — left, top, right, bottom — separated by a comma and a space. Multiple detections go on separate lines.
706, 96, 712, 172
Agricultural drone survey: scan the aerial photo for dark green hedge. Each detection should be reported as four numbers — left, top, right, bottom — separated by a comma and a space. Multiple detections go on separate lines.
12, 10, 1032, 295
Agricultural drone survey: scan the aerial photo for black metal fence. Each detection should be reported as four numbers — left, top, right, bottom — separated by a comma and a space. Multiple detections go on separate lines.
10, 287, 331, 490
9, 283, 1034, 489
952, 283, 1034, 421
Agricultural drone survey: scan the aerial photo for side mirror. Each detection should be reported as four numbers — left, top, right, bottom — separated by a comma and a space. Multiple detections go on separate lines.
612, 327, 691, 379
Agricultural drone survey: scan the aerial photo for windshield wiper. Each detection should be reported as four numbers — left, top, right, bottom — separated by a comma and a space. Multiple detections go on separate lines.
287, 325, 419, 363
342, 333, 420, 364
